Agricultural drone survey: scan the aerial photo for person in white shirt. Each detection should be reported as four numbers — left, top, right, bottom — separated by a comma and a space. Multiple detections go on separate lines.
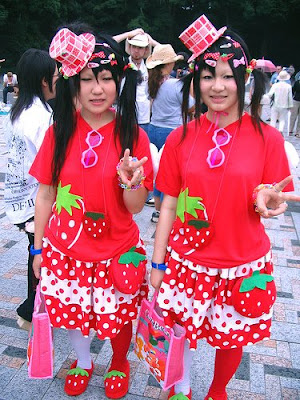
268, 70, 293, 135
4, 49, 58, 328
113, 28, 159, 133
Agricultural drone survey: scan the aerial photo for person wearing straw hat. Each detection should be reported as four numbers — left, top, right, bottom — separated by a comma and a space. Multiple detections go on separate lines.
268, 70, 293, 135
146, 44, 195, 223
29, 26, 153, 398
150, 14, 300, 400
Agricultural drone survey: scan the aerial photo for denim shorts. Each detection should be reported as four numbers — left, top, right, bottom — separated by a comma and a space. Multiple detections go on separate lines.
147, 124, 173, 151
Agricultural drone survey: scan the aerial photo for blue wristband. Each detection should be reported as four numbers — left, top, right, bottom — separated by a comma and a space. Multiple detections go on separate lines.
151, 262, 167, 271
30, 245, 42, 255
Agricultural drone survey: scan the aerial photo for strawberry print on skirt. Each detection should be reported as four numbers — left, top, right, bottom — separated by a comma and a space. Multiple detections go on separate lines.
156, 247, 274, 350
39, 238, 148, 339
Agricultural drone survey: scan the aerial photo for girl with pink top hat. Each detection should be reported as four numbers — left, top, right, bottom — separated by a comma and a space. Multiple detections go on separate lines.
150, 15, 300, 400
29, 25, 153, 398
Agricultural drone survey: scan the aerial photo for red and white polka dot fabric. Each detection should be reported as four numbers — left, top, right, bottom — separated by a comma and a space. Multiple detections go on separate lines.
40, 238, 148, 339
157, 248, 274, 350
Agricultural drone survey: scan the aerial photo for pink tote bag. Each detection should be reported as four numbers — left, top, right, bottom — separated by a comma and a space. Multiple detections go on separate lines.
134, 292, 186, 390
27, 284, 53, 379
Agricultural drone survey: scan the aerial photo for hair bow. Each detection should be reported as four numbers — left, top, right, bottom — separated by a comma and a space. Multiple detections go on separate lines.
233, 57, 245, 68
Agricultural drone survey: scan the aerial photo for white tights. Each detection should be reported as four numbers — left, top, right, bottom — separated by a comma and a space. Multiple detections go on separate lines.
68, 329, 93, 369
174, 340, 194, 395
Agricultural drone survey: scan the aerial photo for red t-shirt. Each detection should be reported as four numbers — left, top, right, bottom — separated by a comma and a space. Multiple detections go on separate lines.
30, 112, 153, 262
156, 113, 293, 268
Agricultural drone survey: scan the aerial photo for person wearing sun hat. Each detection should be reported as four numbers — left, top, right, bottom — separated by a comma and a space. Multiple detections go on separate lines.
268, 69, 293, 135
150, 14, 300, 400
145, 44, 195, 224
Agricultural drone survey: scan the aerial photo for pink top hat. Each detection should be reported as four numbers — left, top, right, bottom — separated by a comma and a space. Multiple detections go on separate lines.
179, 15, 227, 62
49, 28, 96, 77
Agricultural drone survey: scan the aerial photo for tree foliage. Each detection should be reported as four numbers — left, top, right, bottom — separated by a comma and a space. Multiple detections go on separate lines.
1, 0, 299, 71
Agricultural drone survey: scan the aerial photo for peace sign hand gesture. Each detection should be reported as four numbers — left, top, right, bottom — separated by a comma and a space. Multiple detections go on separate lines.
255, 176, 300, 218
118, 149, 148, 189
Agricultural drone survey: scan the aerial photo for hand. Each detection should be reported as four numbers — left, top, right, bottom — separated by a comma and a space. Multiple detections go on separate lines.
255, 176, 300, 218
128, 28, 144, 39
150, 268, 165, 290
33, 254, 42, 279
118, 148, 148, 188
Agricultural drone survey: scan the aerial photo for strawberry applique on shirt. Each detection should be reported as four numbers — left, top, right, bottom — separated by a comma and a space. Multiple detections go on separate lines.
172, 188, 213, 254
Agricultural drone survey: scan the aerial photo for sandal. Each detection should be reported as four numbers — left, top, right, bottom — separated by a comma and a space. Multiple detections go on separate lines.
295, 133, 300, 138
104, 361, 130, 399
168, 387, 192, 399
64, 360, 94, 396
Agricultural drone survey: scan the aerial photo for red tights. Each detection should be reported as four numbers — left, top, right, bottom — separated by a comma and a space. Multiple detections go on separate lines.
206, 347, 243, 400
110, 321, 132, 370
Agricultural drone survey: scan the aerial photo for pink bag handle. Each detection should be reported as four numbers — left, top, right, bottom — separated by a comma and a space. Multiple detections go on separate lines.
34, 283, 46, 314
148, 290, 159, 316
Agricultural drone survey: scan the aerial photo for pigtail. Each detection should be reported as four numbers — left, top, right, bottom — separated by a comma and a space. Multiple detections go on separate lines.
250, 69, 268, 135
51, 75, 77, 186
181, 62, 202, 142
115, 67, 139, 156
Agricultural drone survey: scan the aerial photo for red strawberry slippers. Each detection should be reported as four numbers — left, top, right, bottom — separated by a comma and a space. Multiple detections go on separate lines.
64, 360, 94, 396
104, 361, 130, 399
168, 387, 192, 399
231, 270, 276, 318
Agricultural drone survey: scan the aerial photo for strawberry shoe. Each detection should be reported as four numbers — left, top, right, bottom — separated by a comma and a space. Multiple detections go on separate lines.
168, 387, 192, 399
64, 360, 94, 396
104, 360, 130, 399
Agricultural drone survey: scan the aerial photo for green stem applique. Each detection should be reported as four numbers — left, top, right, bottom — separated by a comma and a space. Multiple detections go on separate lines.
67, 367, 89, 377
55, 181, 83, 216
118, 246, 146, 267
104, 370, 126, 379
176, 188, 204, 223
240, 270, 274, 293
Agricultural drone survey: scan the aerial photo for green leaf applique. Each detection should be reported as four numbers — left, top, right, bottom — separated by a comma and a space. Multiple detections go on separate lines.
240, 270, 274, 293
55, 181, 83, 216
104, 370, 126, 380
169, 392, 191, 400
176, 188, 204, 223
67, 367, 89, 377
118, 247, 146, 267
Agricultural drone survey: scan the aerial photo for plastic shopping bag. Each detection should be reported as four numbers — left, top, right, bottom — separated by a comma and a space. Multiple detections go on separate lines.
27, 284, 53, 378
134, 292, 186, 390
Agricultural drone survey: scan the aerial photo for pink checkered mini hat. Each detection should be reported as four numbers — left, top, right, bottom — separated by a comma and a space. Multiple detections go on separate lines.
179, 15, 227, 62
49, 28, 96, 77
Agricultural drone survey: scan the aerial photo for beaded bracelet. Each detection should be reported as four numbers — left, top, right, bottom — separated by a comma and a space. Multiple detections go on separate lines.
252, 183, 279, 213
116, 158, 146, 191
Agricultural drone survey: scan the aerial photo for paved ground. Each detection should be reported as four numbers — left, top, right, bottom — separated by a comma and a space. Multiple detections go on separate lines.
0, 113, 299, 400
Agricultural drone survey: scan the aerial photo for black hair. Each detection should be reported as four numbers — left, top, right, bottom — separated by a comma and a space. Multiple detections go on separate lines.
148, 65, 165, 99
51, 30, 139, 186
10, 49, 56, 123
181, 30, 266, 139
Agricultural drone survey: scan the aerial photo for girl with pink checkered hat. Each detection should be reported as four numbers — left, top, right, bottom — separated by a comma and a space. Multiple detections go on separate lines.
29, 24, 153, 398
150, 15, 300, 400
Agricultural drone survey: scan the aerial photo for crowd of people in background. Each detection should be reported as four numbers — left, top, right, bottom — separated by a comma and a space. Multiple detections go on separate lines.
1, 15, 300, 400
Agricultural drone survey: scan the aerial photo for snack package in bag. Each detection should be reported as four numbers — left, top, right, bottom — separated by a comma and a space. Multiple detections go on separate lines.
27, 284, 53, 379
134, 292, 186, 390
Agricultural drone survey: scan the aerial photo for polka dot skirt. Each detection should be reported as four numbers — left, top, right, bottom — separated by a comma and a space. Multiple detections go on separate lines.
157, 248, 274, 350
40, 238, 148, 339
